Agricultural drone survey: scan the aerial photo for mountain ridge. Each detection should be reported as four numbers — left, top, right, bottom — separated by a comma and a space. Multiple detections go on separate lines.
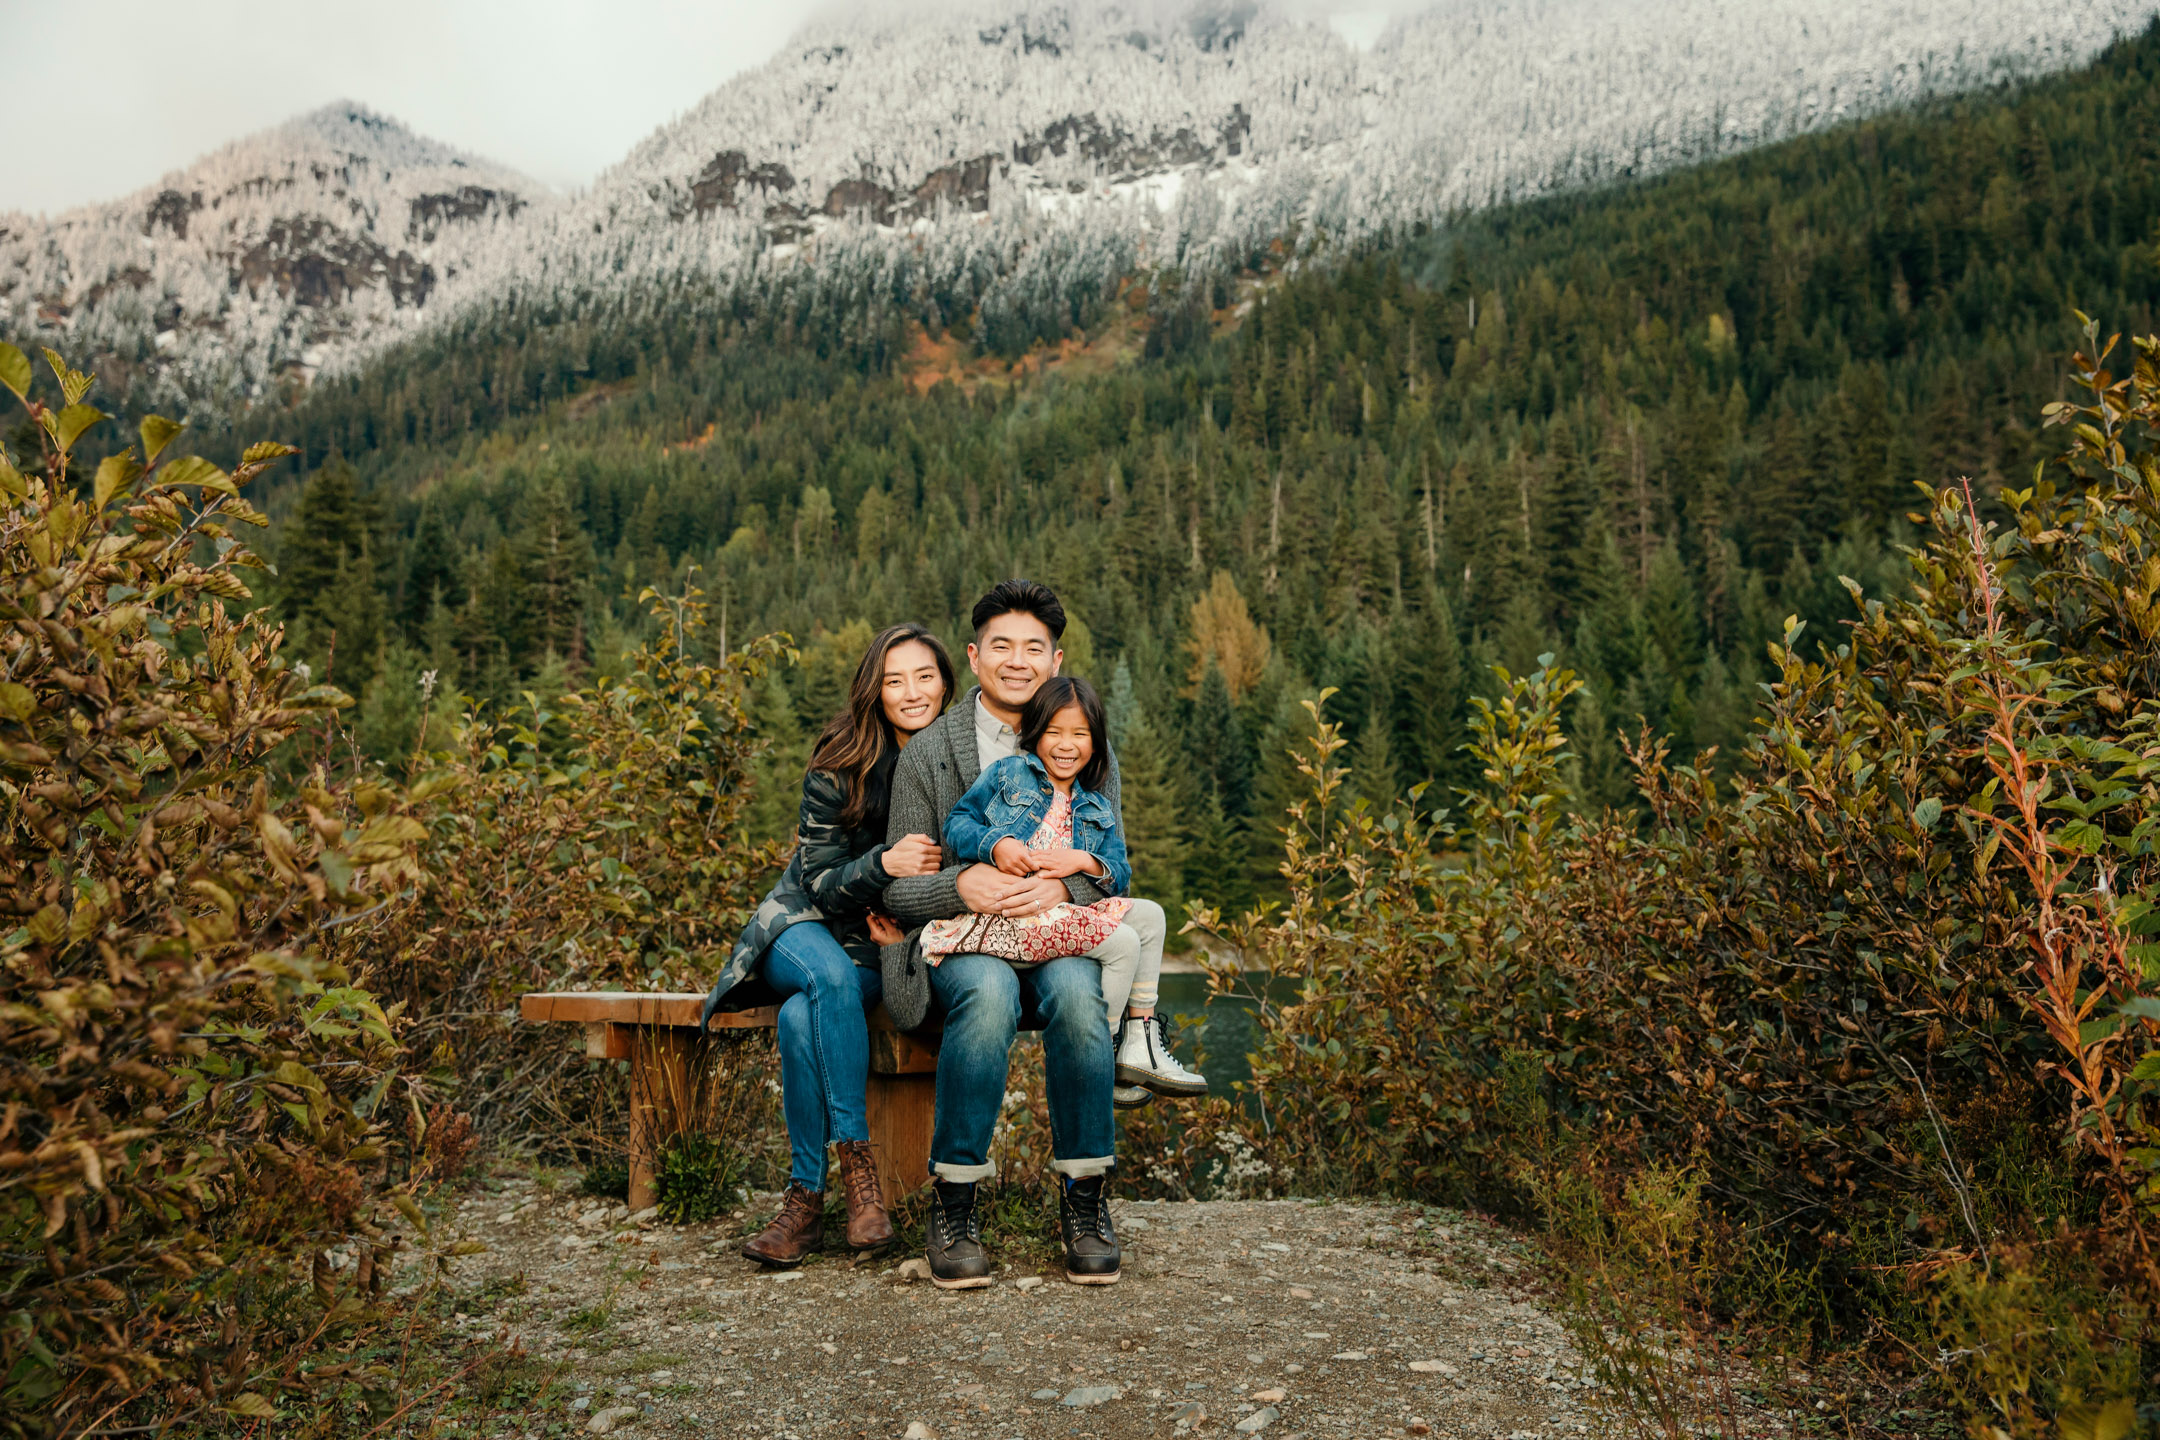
7, 0, 2157, 419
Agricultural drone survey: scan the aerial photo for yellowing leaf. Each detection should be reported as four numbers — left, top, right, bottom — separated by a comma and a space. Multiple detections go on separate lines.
2057, 1398, 2135, 1440
158, 454, 235, 495
355, 815, 427, 848
94, 451, 142, 511
240, 440, 298, 467
48, 402, 107, 454
140, 413, 184, 465
224, 1393, 278, 1420
391, 1192, 429, 1239
72, 1140, 105, 1192
0, 681, 34, 723
27, 903, 65, 946
0, 342, 30, 402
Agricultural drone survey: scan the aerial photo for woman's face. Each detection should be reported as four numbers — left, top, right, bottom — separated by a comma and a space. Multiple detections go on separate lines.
1035, 703, 1094, 784
880, 639, 946, 736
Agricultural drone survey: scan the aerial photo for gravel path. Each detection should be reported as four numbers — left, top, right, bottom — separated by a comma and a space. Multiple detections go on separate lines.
438, 1177, 1596, 1440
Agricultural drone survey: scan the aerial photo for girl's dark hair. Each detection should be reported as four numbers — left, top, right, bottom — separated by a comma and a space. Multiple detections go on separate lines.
809, 622, 957, 828
1019, 675, 1110, 793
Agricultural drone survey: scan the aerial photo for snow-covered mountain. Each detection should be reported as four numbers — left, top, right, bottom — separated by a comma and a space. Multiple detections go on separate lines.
0, 103, 539, 414
7, 0, 2157, 416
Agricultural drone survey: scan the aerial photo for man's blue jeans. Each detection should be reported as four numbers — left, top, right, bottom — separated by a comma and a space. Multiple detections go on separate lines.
927, 952, 1115, 1182
760, 922, 883, 1191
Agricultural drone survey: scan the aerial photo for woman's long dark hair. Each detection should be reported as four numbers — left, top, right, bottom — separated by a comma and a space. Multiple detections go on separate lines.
809, 622, 956, 828
1019, 675, 1111, 793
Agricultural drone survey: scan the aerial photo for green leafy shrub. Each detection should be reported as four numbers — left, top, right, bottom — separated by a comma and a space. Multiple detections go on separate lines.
0, 346, 436, 1436
652, 1133, 745, 1225
376, 587, 791, 1165
1168, 322, 2160, 1433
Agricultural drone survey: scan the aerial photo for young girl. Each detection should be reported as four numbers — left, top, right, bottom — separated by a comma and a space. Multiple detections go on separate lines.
932, 675, 1207, 1104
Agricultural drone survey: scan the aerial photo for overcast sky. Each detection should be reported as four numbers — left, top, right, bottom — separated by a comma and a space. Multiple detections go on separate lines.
0, 0, 806, 215
0, 0, 1399, 217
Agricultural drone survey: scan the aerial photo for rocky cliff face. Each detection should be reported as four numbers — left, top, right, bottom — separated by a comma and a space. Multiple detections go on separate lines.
0, 103, 535, 412
7, 0, 2155, 418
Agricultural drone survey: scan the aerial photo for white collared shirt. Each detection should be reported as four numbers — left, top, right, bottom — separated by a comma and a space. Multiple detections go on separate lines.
973, 693, 1020, 771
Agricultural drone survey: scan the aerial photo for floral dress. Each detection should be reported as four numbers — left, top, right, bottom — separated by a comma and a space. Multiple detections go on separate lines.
921, 789, 1133, 965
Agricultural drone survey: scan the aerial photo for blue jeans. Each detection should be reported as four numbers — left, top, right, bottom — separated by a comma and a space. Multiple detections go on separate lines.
927, 952, 1115, 1182
761, 922, 882, 1191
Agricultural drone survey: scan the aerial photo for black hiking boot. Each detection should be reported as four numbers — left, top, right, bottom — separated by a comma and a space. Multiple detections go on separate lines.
1059, 1173, 1121, 1286
926, 1179, 992, 1290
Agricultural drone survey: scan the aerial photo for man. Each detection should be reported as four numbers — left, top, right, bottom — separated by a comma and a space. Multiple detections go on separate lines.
882, 579, 1123, 1288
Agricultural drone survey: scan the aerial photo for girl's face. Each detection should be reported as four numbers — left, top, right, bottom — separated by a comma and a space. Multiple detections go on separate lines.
880, 639, 946, 735
1036, 703, 1093, 784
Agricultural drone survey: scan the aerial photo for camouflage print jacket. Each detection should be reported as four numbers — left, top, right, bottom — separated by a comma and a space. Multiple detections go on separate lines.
698, 756, 893, 1027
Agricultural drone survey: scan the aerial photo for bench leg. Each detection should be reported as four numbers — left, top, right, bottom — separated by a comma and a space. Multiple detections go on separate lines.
864, 1071, 934, 1211
627, 1027, 695, 1213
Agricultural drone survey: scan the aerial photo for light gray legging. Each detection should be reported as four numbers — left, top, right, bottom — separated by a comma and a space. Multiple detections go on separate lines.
1085, 897, 1167, 1026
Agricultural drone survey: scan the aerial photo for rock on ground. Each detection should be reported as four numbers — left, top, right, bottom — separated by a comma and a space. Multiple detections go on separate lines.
436, 1179, 1598, 1439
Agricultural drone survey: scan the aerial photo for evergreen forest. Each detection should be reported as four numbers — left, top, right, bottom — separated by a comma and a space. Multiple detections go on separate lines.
232, 20, 2160, 919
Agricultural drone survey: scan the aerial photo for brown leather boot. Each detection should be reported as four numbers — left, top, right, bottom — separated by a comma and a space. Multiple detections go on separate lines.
740, 1183, 822, 1265
834, 1139, 895, 1250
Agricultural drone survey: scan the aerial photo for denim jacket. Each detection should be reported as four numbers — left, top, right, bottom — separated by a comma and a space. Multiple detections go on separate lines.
944, 753, 1132, 898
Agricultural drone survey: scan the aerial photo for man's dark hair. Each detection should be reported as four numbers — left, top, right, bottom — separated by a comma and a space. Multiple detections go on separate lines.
970, 578, 1066, 643
1019, 676, 1111, 793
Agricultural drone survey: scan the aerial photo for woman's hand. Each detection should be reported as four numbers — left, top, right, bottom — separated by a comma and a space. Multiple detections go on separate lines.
865, 913, 905, 946
1026, 847, 1102, 879
991, 837, 1036, 877
882, 833, 943, 877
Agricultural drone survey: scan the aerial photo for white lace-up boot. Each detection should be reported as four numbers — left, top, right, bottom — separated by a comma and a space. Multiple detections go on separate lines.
1114, 1014, 1209, 1097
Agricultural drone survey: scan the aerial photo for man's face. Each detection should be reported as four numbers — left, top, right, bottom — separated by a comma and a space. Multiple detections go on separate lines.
968, 611, 1061, 712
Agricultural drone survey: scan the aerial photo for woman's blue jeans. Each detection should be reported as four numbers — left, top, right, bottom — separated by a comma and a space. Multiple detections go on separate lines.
760, 922, 883, 1191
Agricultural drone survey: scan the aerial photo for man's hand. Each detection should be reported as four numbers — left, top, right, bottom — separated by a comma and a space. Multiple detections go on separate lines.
991, 837, 1035, 877
1026, 847, 1102, 879
996, 876, 1070, 918
954, 865, 1069, 918
882, 833, 943, 877
955, 862, 1025, 913
865, 913, 905, 946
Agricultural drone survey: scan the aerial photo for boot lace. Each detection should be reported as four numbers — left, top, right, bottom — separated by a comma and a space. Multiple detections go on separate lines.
839, 1141, 883, 1212
1063, 1178, 1110, 1241
934, 1184, 980, 1245
773, 1183, 820, 1229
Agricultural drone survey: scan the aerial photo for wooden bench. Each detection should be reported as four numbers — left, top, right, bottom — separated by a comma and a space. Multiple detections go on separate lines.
519, 992, 938, 1212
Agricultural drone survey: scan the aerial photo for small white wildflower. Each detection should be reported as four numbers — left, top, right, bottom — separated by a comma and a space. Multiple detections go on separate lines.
293, 661, 311, 683
419, 668, 439, 700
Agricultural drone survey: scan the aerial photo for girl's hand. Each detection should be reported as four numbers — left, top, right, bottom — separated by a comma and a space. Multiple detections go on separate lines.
865, 913, 905, 946
1026, 847, 1101, 879
883, 833, 943, 877
992, 837, 1036, 877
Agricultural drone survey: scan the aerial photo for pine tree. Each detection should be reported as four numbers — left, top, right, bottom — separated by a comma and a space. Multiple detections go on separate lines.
746, 668, 811, 848
1113, 705, 1190, 918
518, 482, 595, 670
1393, 580, 1465, 788
401, 504, 465, 638
1351, 701, 1400, 807
276, 458, 381, 615
1182, 785, 1252, 919
1187, 665, 1253, 819
276, 458, 390, 687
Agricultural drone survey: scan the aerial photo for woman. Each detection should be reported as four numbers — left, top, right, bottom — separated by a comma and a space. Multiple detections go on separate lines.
698, 623, 954, 1263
